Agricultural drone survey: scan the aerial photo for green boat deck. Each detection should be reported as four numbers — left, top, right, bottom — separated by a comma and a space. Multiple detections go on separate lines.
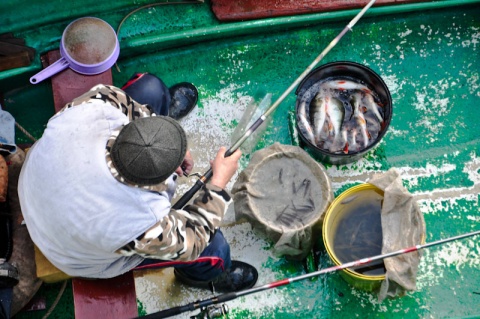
1, 0, 479, 318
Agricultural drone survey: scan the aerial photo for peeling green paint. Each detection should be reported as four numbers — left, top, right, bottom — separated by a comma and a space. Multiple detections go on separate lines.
137, 301, 147, 317
2, 1, 479, 318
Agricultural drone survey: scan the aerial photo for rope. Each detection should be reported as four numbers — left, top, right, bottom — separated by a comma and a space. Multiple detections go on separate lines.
114, 0, 205, 72
41, 280, 68, 319
15, 121, 37, 143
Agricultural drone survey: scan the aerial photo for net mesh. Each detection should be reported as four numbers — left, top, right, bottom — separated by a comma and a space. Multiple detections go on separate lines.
232, 143, 333, 259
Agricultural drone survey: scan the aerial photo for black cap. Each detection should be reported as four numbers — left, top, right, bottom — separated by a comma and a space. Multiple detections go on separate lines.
110, 116, 187, 185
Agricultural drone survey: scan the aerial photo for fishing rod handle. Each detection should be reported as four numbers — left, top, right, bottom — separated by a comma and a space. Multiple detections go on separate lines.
173, 168, 213, 209
173, 140, 245, 209
136, 303, 194, 319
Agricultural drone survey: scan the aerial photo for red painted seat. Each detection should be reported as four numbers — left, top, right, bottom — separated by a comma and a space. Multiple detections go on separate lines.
211, 0, 426, 22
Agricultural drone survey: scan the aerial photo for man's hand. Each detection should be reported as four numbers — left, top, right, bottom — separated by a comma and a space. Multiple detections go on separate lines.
175, 150, 194, 176
210, 147, 241, 189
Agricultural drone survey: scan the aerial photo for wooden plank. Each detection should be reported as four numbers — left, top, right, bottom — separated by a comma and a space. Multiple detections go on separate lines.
0, 51, 31, 72
211, 0, 431, 21
0, 40, 35, 60
0, 33, 15, 39
0, 33, 26, 46
0, 37, 26, 46
43, 50, 113, 113
72, 275, 138, 319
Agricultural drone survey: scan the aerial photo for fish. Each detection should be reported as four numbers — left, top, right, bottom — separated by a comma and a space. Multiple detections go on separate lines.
305, 78, 385, 154
350, 92, 370, 149
340, 128, 349, 154
344, 125, 358, 153
297, 100, 316, 144
326, 97, 345, 138
321, 79, 373, 95
340, 194, 359, 205
292, 178, 313, 198
319, 115, 332, 150
349, 219, 366, 245
364, 111, 381, 141
324, 97, 347, 153
362, 92, 384, 124
303, 179, 311, 198
309, 92, 328, 144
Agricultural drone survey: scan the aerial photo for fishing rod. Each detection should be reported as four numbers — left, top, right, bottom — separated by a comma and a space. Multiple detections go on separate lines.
136, 229, 480, 319
172, 0, 378, 210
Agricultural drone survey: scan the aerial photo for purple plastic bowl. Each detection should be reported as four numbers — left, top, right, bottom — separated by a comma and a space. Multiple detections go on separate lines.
30, 17, 119, 84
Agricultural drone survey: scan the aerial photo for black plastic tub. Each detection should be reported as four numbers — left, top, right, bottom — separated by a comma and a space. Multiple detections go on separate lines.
295, 61, 392, 165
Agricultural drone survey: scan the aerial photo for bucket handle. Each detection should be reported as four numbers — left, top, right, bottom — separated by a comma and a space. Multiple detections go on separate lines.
30, 57, 70, 84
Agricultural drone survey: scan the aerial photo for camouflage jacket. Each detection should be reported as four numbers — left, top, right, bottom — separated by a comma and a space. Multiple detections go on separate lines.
61, 84, 231, 262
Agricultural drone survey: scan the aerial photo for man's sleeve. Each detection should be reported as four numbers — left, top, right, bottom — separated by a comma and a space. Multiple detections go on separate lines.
116, 184, 231, 261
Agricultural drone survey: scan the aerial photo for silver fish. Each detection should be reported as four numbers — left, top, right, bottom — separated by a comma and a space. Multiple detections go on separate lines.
340, 128, 349, 154
327, 97, 345, 137
326, 97, 346, 153
297, 100, 316, 144
340, 194, 359, 205
345, 125, 358, 153
351, 92, 369, 149
362, 92, 384, 124
309, 92, 327, 144
364, 111, 381, 141
321, 79, 373, 95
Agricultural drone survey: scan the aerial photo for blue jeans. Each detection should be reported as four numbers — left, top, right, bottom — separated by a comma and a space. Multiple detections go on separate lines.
121, 73, 171, 116
0, 287, 12, 318
134, 230, 231, 282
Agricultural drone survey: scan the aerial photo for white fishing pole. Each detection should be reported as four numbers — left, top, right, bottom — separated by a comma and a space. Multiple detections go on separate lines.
137, 229, 480, 319
173, 0, 377, 210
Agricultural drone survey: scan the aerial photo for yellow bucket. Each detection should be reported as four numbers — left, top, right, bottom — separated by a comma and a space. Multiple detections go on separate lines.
322, 183, 385, 292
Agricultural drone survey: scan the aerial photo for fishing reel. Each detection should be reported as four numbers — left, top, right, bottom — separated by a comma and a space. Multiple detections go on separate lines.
190, 304, 229, 319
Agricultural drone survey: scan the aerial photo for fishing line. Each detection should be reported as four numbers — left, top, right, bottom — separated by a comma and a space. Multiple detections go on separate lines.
134, 229, 480, 319
115, 0, 205, 72
173, 0, 378, 209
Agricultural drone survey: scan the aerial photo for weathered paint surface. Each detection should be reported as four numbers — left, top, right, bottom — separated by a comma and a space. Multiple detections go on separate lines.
126, 5, 479, 319
2, 1, 479, 319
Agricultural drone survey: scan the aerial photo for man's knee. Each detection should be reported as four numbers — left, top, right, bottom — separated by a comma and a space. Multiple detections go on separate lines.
121, 73, 171, 116
201, 230, 231, 266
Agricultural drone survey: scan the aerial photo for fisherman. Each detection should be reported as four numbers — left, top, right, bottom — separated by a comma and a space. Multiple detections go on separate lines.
18, 73, 258, 292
